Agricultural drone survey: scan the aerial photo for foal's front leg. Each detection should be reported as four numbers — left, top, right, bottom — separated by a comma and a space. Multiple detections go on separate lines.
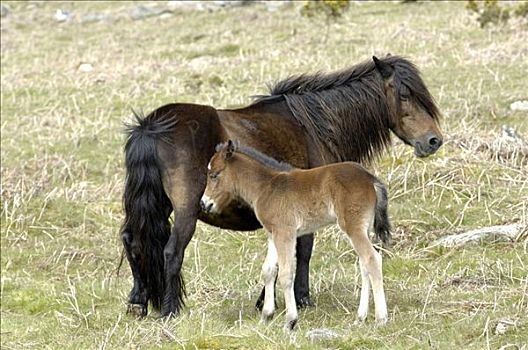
274, 231, 298, 331
261, 236, 278, 323
255, 233, 315, 311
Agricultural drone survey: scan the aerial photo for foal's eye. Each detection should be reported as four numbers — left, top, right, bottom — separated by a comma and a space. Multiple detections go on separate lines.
209, 172, 219, 180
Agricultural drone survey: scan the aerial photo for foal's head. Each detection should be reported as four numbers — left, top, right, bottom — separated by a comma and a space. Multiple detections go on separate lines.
374, 56, 443, 157
201, 140, 239, 214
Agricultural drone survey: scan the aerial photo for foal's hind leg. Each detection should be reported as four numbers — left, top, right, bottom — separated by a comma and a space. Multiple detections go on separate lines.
357, 261, 371, 322
339, 216, 388, 324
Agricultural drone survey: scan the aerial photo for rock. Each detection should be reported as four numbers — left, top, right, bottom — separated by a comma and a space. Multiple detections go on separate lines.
433, 224, 524, 247
78, 63, 94, 73
54, 9, 72, 23
495, 318, 517, 335
1, 3, 10, 18
80, 13, 109, 24
130, 5, 173, 20
306, 328, 340, 342
510, 100, 528, 111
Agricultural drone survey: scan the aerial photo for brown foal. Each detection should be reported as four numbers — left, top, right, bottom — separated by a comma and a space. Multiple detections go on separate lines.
202, 140, 391, 330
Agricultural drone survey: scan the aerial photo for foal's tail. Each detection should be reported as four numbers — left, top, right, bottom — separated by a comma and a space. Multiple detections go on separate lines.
121, 111, 178, 310
373, 180, 391, 246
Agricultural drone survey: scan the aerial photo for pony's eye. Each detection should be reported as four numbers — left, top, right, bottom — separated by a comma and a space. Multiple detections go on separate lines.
209, 172, 219, 180
400, 86, 410, 100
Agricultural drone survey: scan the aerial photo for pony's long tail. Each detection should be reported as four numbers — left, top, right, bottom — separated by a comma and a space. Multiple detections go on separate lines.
373, 180, 391, 246
121, 111, 178, 310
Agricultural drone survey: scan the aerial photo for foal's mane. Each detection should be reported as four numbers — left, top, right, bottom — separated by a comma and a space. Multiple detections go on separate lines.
253, 56, 440, 163
222, 141, 293, 172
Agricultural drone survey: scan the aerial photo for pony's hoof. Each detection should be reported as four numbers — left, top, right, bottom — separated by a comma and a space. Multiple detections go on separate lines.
127, 303, 147, 318
161, 310, 179, 319
296, 296, 314, 309
255, 298, 264, 311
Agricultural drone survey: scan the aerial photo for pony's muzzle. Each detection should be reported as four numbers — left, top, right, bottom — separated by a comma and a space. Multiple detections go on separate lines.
414, 133, 443, 157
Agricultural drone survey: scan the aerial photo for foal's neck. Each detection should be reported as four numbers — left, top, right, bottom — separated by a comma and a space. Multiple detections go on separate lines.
232, 156, 279, 207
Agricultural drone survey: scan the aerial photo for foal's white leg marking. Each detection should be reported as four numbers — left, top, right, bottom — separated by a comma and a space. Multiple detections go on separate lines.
274, 232, 298, 331
261, 236, 278, 322
357, 260, 370, 322
368, 250, 388, 325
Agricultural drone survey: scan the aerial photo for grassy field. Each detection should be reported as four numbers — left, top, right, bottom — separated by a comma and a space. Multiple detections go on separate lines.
1, 1, 527, 349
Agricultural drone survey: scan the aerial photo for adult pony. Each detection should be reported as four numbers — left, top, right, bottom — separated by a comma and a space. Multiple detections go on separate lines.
121, 55, 442, 317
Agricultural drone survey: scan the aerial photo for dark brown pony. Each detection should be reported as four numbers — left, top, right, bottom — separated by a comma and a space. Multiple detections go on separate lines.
202, 140, 391, 330
121, 56, 443, 317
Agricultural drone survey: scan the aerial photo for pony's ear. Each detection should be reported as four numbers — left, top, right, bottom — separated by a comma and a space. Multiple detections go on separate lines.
373, 56, 394, 80
225, 140, 234, 159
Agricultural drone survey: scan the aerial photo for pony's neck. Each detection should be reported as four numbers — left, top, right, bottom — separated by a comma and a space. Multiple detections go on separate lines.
231, 156, 277, 208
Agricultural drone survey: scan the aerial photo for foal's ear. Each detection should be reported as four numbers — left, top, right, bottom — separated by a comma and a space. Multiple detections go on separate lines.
373, 56, 394, 80
225, 139, 234, 159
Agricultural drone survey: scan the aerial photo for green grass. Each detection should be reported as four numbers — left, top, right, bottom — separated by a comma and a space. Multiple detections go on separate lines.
1, 1, 527, 349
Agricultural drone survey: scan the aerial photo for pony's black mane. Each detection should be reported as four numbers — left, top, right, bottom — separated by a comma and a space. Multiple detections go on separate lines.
253, 56, 440, 163
221, 141, 293, 172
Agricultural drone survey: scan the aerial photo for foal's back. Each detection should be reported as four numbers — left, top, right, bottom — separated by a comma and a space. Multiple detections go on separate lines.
255, 162, 378, 235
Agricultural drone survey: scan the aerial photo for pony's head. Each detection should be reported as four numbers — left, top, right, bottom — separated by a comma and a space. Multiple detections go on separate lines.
201, 140, 238, 214
373, 56, 443, 157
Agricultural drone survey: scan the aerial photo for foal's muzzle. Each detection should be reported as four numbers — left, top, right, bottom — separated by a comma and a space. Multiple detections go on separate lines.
200, 196, 215, 213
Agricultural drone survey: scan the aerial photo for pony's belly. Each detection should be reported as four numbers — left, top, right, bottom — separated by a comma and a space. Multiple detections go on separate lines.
198, 201, 261, 231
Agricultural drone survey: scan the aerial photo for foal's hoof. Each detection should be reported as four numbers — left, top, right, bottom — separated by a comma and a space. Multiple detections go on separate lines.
127, 303, 147, 318
375, 316, 388, 326
283, 319, 298, 332
296, 296, 315, 309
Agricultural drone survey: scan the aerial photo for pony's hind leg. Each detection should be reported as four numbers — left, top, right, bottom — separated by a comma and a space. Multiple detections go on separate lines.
160, 156, 211, 317
261, 235, 278, 323
121, 228, 148, 317
274, 230, 298, 331
339, 215, 388, 325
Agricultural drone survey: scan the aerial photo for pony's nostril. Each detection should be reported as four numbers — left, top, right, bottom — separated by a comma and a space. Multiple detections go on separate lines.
429, 137, 440, 147
206, 203, 213, 212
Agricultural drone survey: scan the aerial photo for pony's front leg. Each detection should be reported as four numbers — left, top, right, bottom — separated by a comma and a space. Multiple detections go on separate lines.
294, 233, 315, 308
260, 236, 278, 323
275, 231, 298, 331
